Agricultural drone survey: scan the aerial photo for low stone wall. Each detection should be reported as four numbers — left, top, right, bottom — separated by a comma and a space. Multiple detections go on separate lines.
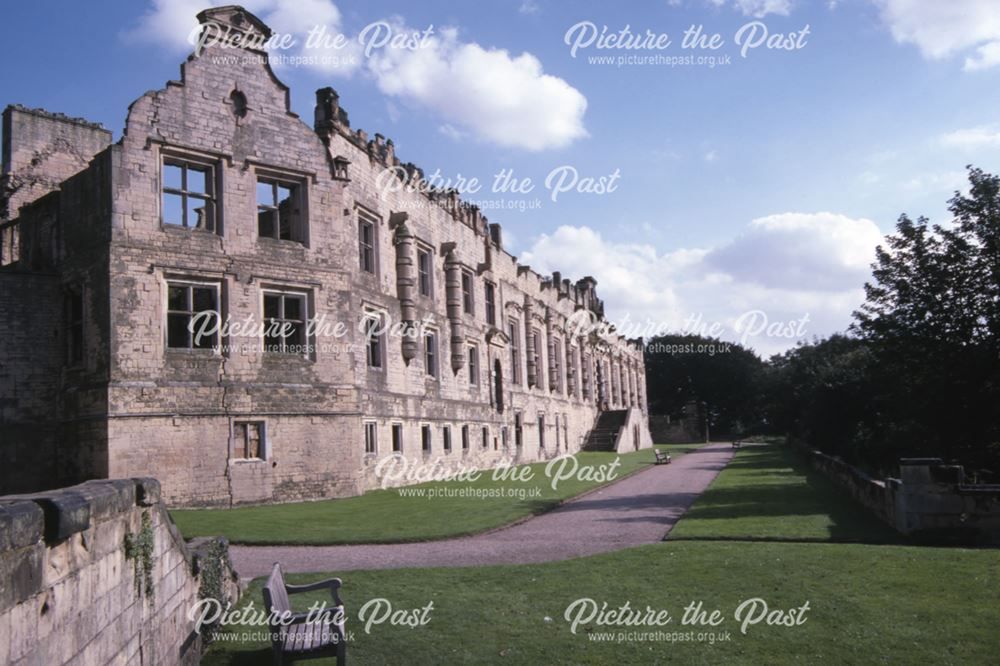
796, 445, 1000, 545
0, 478, 239, 665
648, 414, 707, 444
804, 448, 897, 527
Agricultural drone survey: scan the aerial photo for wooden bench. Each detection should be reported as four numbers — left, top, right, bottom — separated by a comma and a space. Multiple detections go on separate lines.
262, 563, 347, 666
732, 440, 743, 449
654, 449, 671, 464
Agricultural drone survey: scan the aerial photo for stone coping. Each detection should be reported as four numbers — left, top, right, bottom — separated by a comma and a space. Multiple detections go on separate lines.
0, 477, 161, 551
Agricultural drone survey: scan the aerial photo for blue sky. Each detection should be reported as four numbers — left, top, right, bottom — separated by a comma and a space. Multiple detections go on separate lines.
5, 0, 1000, 355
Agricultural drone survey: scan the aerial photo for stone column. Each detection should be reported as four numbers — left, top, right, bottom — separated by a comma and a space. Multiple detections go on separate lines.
524, 296, 536, 387
392, 216, 418, 362
444, 251, 465, 374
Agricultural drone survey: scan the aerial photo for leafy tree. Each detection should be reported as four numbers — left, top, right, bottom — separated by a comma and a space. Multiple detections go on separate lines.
853, 167, 1000, 470
644, 334, 765, 437
765, 335, 878, 469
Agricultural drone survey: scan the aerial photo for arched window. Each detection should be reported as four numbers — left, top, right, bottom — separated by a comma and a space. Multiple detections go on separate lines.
230, 90, 248, 119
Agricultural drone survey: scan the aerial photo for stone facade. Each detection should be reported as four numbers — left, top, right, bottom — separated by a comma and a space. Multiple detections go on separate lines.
0, 6, 651, 507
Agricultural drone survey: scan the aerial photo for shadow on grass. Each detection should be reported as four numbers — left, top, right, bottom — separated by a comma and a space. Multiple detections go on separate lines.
669, 444, 909, 545
206, 648, 271, 666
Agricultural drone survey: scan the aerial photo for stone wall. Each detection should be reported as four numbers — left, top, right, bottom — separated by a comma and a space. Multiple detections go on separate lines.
1, 105, 111, 221
0, 272, 62, 494
0, 478, 238, 665
613, 407, 654, 452
797, 445, 1000, 545
648, 405, 707, 445
801, 447, 896, 527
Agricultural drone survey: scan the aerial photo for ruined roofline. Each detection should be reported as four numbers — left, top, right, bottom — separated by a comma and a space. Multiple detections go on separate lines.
313, 89, 615, 325
3, 105, 110, 135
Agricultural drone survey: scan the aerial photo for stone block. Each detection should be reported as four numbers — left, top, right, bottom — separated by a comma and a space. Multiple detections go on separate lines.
28, 491, 91, 542
133, 478, 161, 506
0, 501, 44, 550
76, 480, 136, 520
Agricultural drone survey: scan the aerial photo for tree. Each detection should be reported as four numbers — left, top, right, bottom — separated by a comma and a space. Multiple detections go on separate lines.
853, 167, 1000, 471
644, 334, 765, 437
765, 335, 878, 468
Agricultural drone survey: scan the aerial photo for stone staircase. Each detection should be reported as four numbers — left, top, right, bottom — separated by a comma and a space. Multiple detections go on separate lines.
583, 409, 629, 451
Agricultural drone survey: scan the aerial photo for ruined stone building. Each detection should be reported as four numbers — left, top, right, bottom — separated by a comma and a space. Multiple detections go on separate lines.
0, 6, 651, 506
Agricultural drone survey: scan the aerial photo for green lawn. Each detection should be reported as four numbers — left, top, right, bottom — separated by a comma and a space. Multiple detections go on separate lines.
203, 541, 1000, 665
172, 443, 704, 545
202, 440, 1000, 665
669, 443, 905, 543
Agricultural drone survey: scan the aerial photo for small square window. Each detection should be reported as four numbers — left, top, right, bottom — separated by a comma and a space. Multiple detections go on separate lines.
462, 425, 470, 451
443, 426, 452, 453
162, 158, 215, 231
263, 291, 308, 355
257, 177, 304, 243
166, 282, 219, 350
234, 421, 265, 460
481, 426, 489, 449
392, 423, 403, 453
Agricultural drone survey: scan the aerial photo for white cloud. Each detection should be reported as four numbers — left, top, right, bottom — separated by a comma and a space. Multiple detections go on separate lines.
125, 0, 209, 46
902, 169, 968, 193
874, 0, 1000, 70
702, 0, 792, 15
518, 0, 540, 15
704, 212, 882, 292
732, 0, 793, 17
965, 39, 1000, 70
125, 0, 361, 74
366, 23, 588, 151
438, 124, 466, 141
941, 126, 1000, 150
520, 213, 882, 356
704, 149, 719, 163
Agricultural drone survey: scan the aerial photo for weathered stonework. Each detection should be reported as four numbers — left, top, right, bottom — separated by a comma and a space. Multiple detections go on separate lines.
0, 478, 239, 665
0, 5, 652, 506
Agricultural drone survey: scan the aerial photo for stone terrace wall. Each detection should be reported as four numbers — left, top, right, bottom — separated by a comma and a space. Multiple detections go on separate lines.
800, 447, 897, 527
0, 478, 238, 665
796, 444, 1000, 545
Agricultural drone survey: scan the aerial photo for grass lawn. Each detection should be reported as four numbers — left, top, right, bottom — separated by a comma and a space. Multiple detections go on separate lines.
669, 443, 905, 543
172, 443, 704, 545
203, 541, 1000, 665
202, 441, 1000, 664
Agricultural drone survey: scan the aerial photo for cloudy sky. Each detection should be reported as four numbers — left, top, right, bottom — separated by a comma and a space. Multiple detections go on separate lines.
5, 0, 1000, 355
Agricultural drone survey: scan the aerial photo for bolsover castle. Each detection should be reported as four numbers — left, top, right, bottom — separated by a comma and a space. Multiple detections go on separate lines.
0, 6, 651, 506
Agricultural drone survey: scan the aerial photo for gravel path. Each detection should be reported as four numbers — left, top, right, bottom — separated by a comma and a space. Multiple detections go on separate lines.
230, 442, 734, 578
